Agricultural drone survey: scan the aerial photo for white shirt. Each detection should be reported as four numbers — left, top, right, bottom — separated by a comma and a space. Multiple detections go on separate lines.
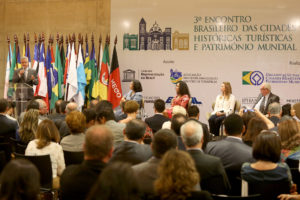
25, 139, 65, 178
254, 93, 270, 110
212, 94, 236, 116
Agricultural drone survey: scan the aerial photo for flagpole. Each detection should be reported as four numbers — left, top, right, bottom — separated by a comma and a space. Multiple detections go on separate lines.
14, 35, 19, 65
97, 34, 102, 74
7, 36, 11, 71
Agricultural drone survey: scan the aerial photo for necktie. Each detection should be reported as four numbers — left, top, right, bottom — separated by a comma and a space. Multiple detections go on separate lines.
259, 96, 265, 113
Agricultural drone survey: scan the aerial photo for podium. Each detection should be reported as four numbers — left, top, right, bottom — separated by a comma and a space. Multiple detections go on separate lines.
8, 82, 34, 116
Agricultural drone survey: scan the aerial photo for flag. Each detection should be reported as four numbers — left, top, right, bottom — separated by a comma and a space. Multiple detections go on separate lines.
60, 43, 65, 96
108, 44, 122, 109
73, 44, 87, 110
25, 42, 32, 69
45, 46, 53, 100
50, 43, 63, 110
64, 43, 71, 86
97, 41, 103, 79
86, 42, 98, 102
7, 43, 19, 97
66, 43, 78, 101
32, 43, 39, 93
84, 42, 91, 85
99, 43, 110, 100
34, 43, 49, 109
16, 45, 21, 69
4, 44, 12, 99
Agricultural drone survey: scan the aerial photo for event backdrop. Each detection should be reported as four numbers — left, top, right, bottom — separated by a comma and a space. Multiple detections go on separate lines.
111, 0, 300, 122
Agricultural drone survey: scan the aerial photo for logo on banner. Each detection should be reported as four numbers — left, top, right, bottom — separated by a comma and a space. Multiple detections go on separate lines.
170, 69, 182, 84
122, 69, 136, 82
242, 71, 264, 85
166, 97, 202, 104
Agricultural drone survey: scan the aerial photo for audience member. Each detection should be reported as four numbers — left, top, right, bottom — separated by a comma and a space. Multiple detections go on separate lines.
96, 107, 125, 145
240, 110, 256, 135
83, 108, 96, 128
132, 129, 177, 195
181, 120, 230, 194
60, 111, 86, 152
0, 159, 40, 200
65, 102, 78, 113
35, 99, 48, 121
241, 131, 292, 199
170, 113, 187, 150
0, 98, 18, 142
60, 125, 114, 200
5, 100, 16, 120
279, 119, 300, 161
110, 119, 152, 165
18, 109, 39, 144
242, 117, 268, 146
253, 82, 280, 115
282, 103, 299, 121
162, 105, 186, 129
88, 99, 99, 109
25, 119, 65, 188
120, 100, 140, 124
209, 82, 235, 136
268, 102, 281, 126
145, 99, 170, 133
122, 80, 143, 107
18, 99, 39, 124
87, 162, 141, 200
115, 100, 127, 122
58, 102, 78, 139
48, 100, 66, 122
187, 105, 211, 150
154, 150, 213, 200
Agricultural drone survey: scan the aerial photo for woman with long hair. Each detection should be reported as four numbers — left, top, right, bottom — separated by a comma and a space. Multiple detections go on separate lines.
18, 109, 39, 144
154, 150, 212, 200
25, 119, 65, 188
122, 80, 143, 107
278, 119, 300, 161
208, 82, 235, 136
242, 117, 268, 146
0, 159, 40, 200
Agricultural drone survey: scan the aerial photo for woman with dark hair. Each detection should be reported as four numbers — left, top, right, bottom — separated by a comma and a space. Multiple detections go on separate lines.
87, 162, 141, 200
171, 81, 191, 109
153, 150, 212, 200
122, 80, 143, 107
0, 159, 40, 200
208, 82, 235, 136
241, 131, 292, 199
242, 117, 268, 146
279, 119, 300, 161
25, 119, 65, 188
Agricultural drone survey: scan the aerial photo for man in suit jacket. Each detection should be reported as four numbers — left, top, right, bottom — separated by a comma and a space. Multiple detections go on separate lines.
12, 56, 38, 116
187, 105, 211, 150
132, 129, 177, 195
110, 119, 152, 165
60, 125, 114, 200
267, 102, 281, 126
145, 99, 170, 133
205, 114, 254, 195
0, 99, 18, 142
171, 113, 187, 150
181, 120, 230, 194
253, 83, 280, 115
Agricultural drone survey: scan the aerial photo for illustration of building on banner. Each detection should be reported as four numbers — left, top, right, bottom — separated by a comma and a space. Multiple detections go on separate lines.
122, 69, 136, 82
123, 34, 138, 50
172, 31, 189, 50
123, 18, 189, 51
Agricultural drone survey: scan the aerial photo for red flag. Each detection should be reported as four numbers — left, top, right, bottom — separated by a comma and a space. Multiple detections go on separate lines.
108, 44, 122, 109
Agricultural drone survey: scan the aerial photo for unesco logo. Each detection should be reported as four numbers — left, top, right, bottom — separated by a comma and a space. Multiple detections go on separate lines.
250, 71, 264, 85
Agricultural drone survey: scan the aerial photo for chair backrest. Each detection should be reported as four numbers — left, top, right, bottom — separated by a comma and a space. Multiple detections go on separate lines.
286, 158, 299, 168
212, 194, 262, 200
248, 180, 290, 200
0, 143, 12, 162
14, 153, 53, 189
63, 150, 84, 166
234, 100, 241, 112
226, 169, 242, 196
0, 151, 8, 173
286, 158, 300, 193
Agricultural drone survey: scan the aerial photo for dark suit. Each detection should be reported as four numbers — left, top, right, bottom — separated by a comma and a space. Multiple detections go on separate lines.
110, 141, 152, 165
270, 116, 280, 126
132, 157, 161, 195
205, 136, 254, 195
188, 149, 230, 194
12, 68, 38, 115
253, 92, 280, 115
145, 114, 170, 133
60, 160, 106, 200
0, 114, 18, 142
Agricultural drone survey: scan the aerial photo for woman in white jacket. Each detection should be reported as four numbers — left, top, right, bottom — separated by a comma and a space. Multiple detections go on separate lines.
209, 82, 235, 136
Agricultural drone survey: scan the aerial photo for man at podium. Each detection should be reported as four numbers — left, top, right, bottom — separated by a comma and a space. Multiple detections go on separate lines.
12, 56, 38, 116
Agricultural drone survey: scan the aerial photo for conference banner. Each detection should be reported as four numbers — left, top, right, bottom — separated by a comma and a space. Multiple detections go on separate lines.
111, 0, 300, 122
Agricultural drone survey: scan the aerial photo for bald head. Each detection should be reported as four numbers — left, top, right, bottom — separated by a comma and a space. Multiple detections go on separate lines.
180, 120, 203, 148
66, 102, 78, 113
84, 125, 114, 161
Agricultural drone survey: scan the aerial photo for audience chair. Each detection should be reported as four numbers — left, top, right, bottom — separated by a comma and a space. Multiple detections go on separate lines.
63, 150, 84, 166
10, 137, 27, 155
0, 151, 8, 173
14, 153, 53, 190
226, 169, 242, 196
286, 158, 300, 193
211, 194, 262, 200
0, 143, 12, 163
